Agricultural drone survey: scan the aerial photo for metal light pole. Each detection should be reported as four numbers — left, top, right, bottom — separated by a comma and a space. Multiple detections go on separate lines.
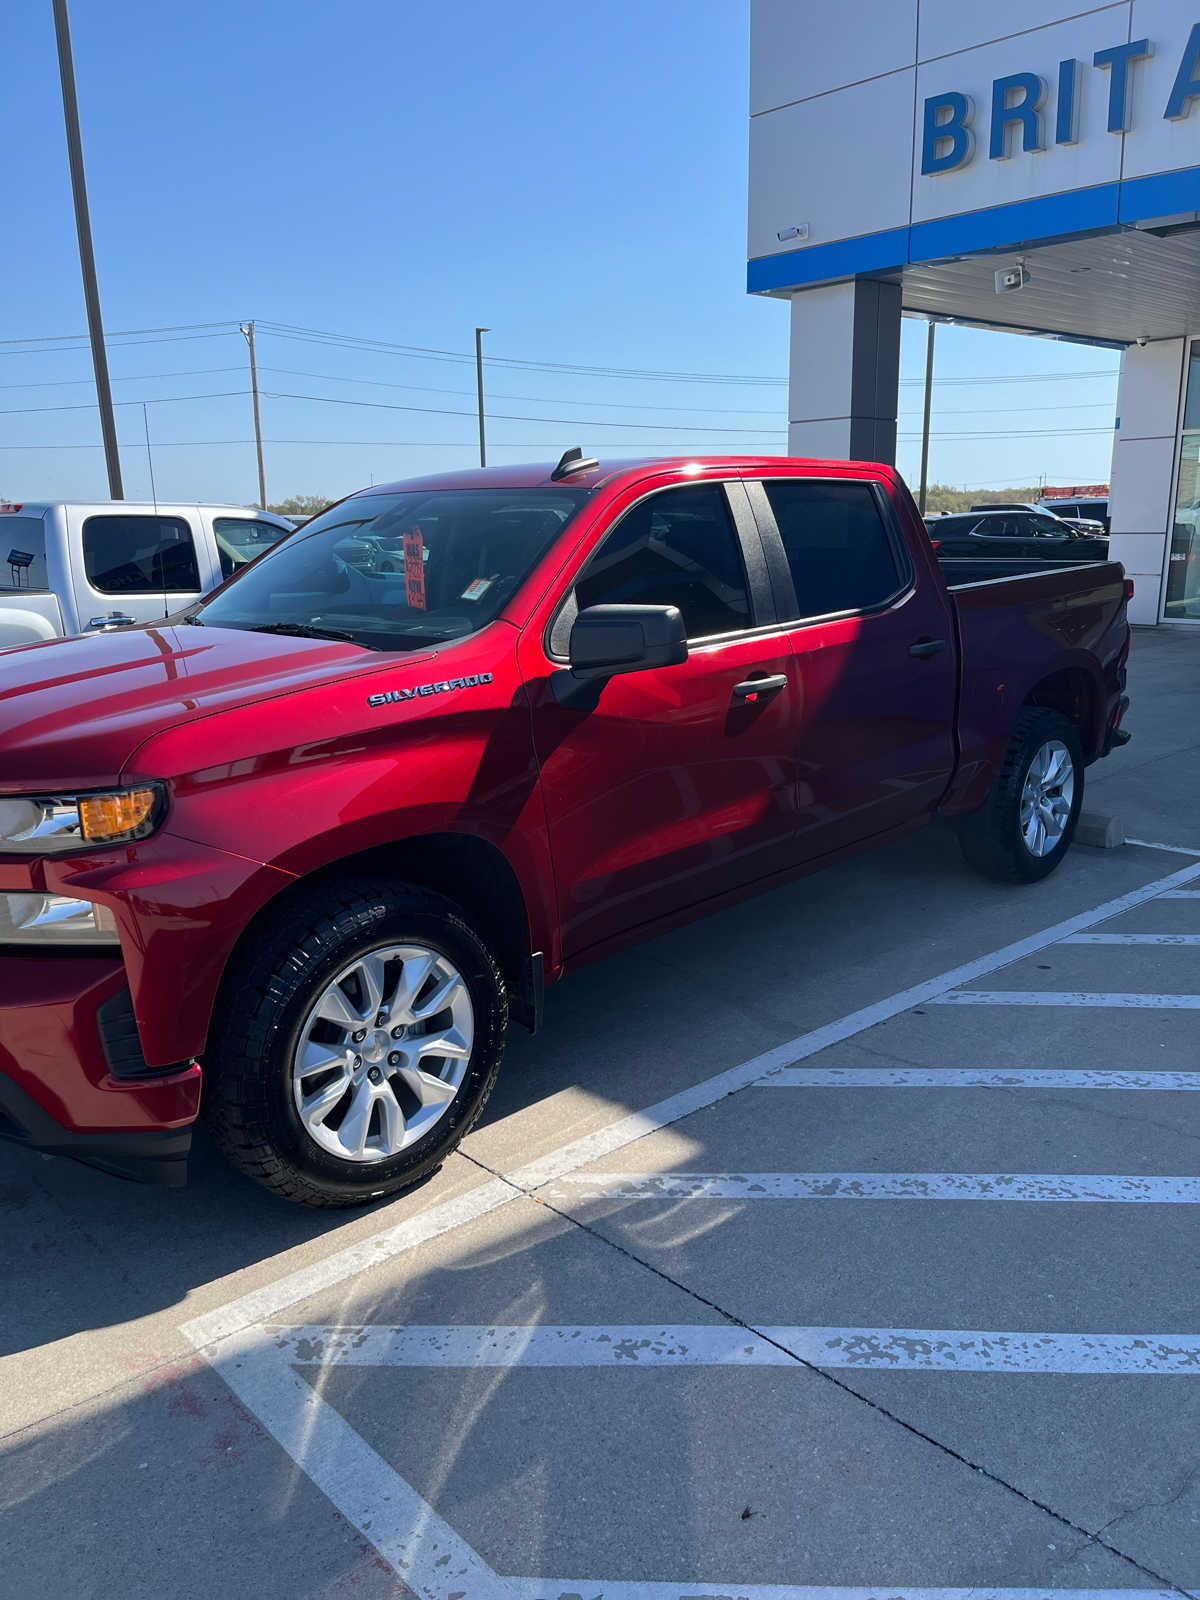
475, 327, 490, 467
241, 321, 268, 508
52, 0, 123, 498
918, 320, 936, 515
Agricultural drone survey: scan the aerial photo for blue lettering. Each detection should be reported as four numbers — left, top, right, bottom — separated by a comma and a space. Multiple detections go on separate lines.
1056, 59, 1079, 145
990, 73, 1046, 159
1094, 39, 1152, 133
1166, 23, 1200, 120
922, 92, 973, 174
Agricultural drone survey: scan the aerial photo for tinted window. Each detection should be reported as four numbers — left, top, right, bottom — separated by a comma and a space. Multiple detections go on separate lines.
197, 488, 586, 651
762, 480, 903, 618
928, 515, 979, 538
972, 517, 1021, 539
1029, 516, 1068, 538
573, 484, 750, 639
214, 516, 291, 580
1, 515, 50, 593
83, 515, 201, 594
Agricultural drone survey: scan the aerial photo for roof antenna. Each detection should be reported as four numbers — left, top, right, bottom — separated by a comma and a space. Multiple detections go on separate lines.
551, 446, 598, 481
143, 402, 168, 620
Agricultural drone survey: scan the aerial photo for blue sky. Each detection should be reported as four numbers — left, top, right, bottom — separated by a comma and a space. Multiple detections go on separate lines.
4, 0, 1118, 505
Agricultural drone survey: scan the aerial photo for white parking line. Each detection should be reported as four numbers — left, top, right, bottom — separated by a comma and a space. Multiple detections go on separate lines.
757, 1067, 1200, 1090
1128, 838, 1200, 857
182, 852, 1200, 1350
509, 1589, 1178, 1600
1062, 932, 1200, 945
932, 992, 1200, 1008
270, 1323, 1200, 1374
547, 1172, 1200, 1203
207, 1327, 507, 1600
506, 1588, 1181, 1600
177, 852, 1200, 1598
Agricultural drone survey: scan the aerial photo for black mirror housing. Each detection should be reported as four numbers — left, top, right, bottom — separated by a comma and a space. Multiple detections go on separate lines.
567, 604, 687, 681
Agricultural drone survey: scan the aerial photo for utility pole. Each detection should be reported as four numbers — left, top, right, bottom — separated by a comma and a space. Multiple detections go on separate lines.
475, 327, 490, 468
52, 0, 123, 499
918, 320, 936, 515
241, 320, 267, 509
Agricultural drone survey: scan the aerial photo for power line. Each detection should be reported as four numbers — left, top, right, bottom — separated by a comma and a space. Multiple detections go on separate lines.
259, 388, 780, 433
256, 367, 787, 418
0, 390, 248, 415
0, 437, 791, 451
0, 330, 244, 359
0, 366, 246, 391
0, 319, 241, 347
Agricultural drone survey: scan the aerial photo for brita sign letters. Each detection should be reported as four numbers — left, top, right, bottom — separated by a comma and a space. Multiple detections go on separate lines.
923, 21, 1200, 174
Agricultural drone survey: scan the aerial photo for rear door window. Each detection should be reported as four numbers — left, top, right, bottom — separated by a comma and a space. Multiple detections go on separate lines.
1, 515, 50, 593
760, 479, 906, 619
83, 515, 201, 594
214, 516, 291, 579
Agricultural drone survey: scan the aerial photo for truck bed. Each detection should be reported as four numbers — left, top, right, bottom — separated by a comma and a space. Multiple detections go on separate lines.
945, 557, 1130, 812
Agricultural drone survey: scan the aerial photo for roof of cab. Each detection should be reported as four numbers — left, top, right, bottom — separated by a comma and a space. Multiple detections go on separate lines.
356, 456, 849, 498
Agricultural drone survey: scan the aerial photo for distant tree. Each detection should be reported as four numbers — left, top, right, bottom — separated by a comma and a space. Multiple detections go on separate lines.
921, 483, 1041, 515
266, 494, 334, 517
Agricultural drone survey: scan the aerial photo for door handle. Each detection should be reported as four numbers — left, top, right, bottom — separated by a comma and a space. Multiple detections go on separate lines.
88, 613, 137, 630
909, 637, 947, 659
732, 673, 787, 701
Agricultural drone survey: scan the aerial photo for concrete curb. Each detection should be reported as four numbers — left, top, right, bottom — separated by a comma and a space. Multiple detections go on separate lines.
1076, 811, 1125, 849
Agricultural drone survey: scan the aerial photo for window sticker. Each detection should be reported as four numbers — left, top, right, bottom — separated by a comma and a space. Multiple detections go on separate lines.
403, 527, 426, 610
460, 577, 493, 601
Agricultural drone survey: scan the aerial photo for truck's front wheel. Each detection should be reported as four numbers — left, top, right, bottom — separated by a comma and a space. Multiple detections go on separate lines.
957, 707, 1084, 884
205, 879, 506, 1207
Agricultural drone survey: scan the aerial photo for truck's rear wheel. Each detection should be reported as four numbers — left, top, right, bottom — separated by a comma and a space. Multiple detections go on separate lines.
205, 879, 506, 1207
957, 707, 1084, 884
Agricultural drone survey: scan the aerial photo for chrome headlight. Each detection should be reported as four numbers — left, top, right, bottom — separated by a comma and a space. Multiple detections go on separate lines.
0, 892, 119, 946
0, 784, 166, 854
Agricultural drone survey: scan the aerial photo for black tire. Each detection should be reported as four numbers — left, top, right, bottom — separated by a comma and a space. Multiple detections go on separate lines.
957, 707, 1085, 884
204, 878, 506, 1207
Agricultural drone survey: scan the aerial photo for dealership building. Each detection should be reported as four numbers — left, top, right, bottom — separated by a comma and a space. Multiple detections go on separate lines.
748, 0, 1200, 623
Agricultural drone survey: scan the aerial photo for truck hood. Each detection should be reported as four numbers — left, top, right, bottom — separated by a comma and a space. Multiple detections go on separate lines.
0, 624, 427, 790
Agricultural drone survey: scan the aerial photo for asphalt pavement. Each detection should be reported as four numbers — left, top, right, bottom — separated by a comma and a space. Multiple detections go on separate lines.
2, 623, 1199, 1600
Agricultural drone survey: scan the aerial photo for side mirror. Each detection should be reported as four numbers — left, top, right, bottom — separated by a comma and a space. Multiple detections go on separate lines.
554, 603, 687, 704
568, 603, 687, 679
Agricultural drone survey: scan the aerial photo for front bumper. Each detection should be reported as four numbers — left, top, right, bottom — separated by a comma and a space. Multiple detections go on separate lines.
0, 952, 201, 1186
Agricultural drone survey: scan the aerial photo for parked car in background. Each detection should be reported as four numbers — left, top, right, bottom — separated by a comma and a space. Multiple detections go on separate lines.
0, 502, 294, 650
969, 501, 1050, 516
1041, 495, 1110, 531
927, 509, 1109, 570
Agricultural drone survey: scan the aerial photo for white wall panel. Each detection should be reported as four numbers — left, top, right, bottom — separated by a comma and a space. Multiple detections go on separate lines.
918, 0, 1128, 65
1123, 0, 1200, 180
1115, 338, 1185, 439
789, 284, 858, 418
787, 419, 861, 457
750, 0, 918, 115
1109, 434, 1179, 531
912, 13, 1127, 224
749, 71, 915, 258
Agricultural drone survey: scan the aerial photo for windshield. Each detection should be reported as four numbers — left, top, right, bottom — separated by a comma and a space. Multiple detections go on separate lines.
194, 487, 589, 650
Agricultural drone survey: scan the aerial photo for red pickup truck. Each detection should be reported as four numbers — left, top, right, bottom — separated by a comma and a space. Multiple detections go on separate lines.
0, 453, 1131, 1205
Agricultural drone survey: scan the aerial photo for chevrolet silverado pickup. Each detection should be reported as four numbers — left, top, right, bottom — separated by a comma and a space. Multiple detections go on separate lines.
0, 452, 1131, 1205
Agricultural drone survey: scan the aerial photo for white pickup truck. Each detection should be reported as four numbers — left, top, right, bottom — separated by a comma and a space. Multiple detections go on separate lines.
0, 501, 295, 649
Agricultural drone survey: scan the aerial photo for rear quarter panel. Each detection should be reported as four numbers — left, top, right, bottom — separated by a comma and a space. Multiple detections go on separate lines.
943, 561, 1129, 815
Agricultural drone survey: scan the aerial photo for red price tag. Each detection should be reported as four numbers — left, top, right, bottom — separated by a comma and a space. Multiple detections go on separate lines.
403, 528, 426, 610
